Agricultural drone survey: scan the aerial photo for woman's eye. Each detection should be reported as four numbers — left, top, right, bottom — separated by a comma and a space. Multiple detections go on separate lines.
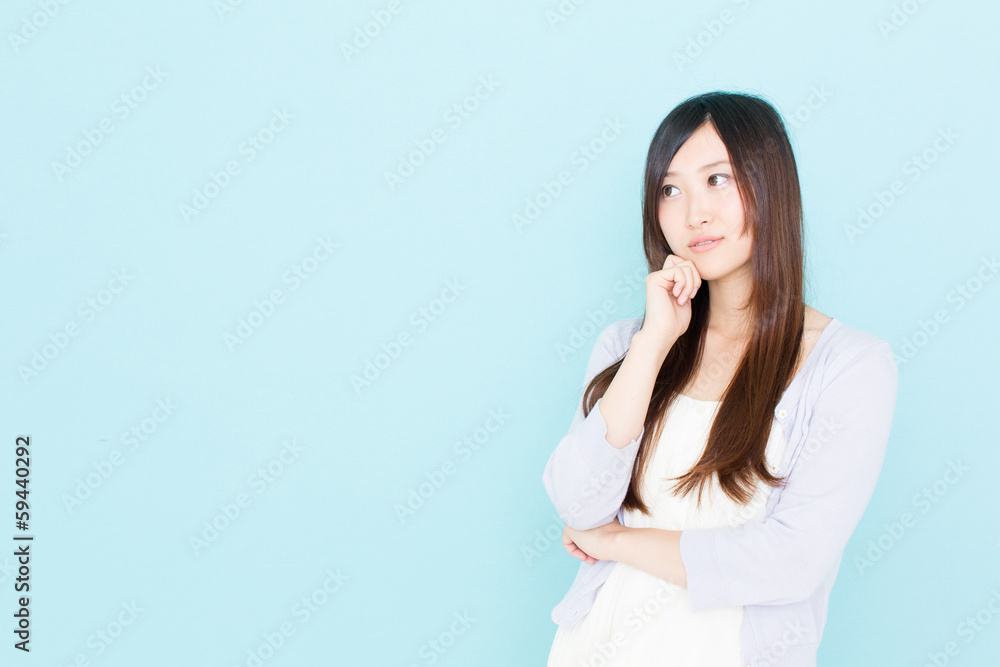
662, 175, 728, 197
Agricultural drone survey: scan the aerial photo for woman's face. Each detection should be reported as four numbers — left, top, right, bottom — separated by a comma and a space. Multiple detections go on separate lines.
657, 122, 753, 282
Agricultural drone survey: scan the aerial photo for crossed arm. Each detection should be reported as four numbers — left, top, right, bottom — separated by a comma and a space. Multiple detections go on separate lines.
562, 519, 688, 588
543, 323, 899, 609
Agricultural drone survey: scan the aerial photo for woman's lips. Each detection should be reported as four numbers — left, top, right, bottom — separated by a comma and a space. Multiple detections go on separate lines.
690, 238, 721, 253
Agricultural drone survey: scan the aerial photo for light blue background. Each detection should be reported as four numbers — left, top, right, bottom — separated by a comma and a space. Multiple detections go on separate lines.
1, 0, 998, 665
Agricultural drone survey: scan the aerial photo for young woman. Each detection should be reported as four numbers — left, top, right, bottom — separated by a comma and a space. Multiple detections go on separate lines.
542, 92, 899, 666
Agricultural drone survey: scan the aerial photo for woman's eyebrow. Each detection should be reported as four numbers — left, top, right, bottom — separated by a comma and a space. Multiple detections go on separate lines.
664, 160, 730, 178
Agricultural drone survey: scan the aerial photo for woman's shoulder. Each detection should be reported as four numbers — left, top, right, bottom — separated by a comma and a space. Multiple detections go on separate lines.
804, 305, 833, 333
600, 317, 645, 355
601, 310, 895, 373
807, 308, 897, 379
583, 317, 645, 368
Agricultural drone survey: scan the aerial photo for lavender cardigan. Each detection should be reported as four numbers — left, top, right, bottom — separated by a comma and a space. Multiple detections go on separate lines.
542, 316, 899, 667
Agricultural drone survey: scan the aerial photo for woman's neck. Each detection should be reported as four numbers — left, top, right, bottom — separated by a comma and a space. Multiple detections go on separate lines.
705, 272, 754, 341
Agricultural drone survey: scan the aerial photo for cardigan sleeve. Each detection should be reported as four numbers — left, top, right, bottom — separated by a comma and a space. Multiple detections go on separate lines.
542, 321, 646, 531
679, 340, 899, 609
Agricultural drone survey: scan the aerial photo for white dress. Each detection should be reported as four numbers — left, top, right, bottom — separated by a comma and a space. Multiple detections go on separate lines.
546, 394, 788, 667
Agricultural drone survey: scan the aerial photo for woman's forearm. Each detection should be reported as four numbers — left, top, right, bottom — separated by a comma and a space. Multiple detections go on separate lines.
608, 525, 688, 588
599, 329, 674, 449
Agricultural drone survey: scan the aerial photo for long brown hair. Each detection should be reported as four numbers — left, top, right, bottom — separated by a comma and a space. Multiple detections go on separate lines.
583, 91, 806, 513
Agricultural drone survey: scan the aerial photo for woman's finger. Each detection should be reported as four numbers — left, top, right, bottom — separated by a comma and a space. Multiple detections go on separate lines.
661, 265, 686, 298
662, 254, 685, 270
663, 258, 700, 305
668, 264, 691, 301
570, 543, 596, 564
677, 264, 695, 303
687, 260, 703, 298
562, 527, 596, 564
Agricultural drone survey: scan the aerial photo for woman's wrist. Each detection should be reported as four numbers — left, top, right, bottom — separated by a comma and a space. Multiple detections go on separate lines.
631, 328, 676, 362
605, 521, 630, 561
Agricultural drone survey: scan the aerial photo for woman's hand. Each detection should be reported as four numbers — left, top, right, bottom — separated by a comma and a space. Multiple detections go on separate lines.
562, 518, 626, 564
641, 254, 703, 343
